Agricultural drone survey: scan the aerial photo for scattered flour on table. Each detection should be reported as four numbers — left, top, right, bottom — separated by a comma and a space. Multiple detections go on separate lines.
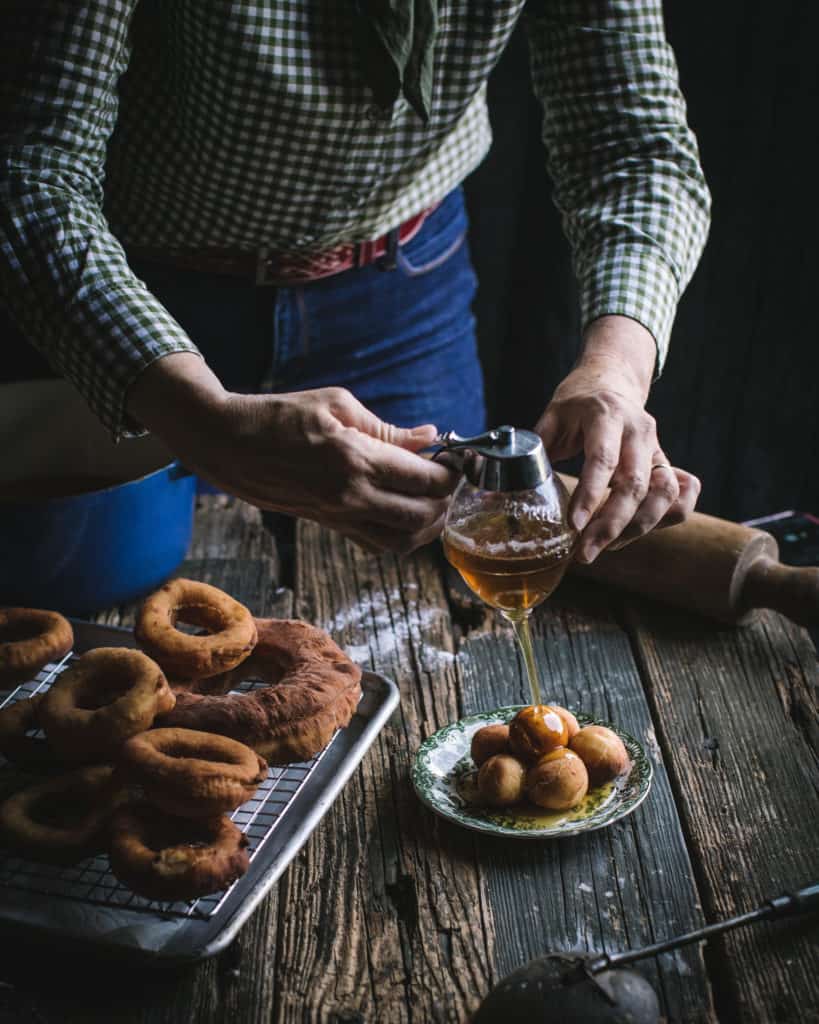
322, 587, 458, 671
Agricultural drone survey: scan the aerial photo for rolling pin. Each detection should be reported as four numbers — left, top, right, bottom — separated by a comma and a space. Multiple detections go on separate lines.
559, 474, 819, 626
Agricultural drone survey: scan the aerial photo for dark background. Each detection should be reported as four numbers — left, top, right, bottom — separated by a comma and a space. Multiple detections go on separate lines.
465, 3, 819, 523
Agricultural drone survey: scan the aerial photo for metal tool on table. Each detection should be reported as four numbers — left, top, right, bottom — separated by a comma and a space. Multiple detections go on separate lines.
473, 882, 819, 1022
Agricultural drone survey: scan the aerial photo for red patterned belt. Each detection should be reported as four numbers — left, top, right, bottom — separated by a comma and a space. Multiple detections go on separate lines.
127, 205, 436, 286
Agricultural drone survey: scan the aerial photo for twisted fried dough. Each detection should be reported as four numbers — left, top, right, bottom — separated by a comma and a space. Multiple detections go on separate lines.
0, 608, 73, 687
118, 728, 267, 818
0, 764, 127, 863
40, 647, 176, 760
135, 579, 257, 680
0, 694, 65, 772
157, 619, 362, 764
108, 804, 250, 901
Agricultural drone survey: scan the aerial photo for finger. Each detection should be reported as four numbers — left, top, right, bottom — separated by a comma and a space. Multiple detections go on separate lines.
606, 463, 681, 551
576, 428, 655, 562
346, 511, 448, 556
534, 406, 581, 463
356, 485, 450, 533
656, 469, 701, 528
327, 387, 438, 451
535, 408, 561, 454
359, 432, 458, 498
569, 414, 624, 533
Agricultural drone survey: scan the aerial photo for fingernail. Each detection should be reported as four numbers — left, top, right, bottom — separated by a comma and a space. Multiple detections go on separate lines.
582, 543, 600, 564
573, 509, 590, 531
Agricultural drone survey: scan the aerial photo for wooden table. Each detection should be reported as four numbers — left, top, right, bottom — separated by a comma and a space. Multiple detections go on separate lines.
2, 497, 817, 1024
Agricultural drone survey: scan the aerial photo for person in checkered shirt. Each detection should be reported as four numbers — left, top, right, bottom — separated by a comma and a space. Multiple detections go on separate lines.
0, 1, 710, 560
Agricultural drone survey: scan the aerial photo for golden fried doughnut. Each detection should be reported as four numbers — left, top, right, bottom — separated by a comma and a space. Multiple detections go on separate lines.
167, 674, 235, 697
118, 727, 267, 818
0, 764, 125, 863
108, 804, 250, 901
0, 694, 65, 772
0, 608, 73, 687
40, 647, 175, 760
135, 579, 258, 681
157, 618, 362, 765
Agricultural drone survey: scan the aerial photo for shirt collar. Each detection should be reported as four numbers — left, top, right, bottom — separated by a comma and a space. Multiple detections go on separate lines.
355, 0, 438, 122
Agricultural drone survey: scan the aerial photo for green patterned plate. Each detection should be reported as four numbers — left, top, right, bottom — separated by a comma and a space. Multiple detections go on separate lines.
411, 706, 652, 838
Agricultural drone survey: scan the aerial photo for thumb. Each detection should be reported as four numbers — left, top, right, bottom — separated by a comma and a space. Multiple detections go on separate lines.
535, 406, 578, 462
331, 391, 437, 451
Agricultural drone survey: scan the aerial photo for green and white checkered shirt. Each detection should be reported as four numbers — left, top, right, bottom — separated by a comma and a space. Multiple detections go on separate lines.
0, 1, 710, 439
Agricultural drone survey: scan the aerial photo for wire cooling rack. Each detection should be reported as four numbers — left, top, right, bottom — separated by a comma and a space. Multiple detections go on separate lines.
0, 620, 397, 962
0, 653, 335, 921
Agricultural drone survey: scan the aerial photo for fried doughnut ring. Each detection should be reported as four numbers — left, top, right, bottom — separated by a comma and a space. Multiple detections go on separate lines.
0, 694, 65, 772
118, 728, 267, 818
135, 579, 258, 681
0, 608, 73, 687
108, 804, 250, 901
0, 764, 126, 863
158, 618, 362, 764
40, 648, 176, 760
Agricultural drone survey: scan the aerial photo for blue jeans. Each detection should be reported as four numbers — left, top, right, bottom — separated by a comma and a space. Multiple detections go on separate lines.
127, 186, 487, 436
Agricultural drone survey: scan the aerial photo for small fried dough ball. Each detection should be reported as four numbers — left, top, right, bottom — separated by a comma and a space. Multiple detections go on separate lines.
509, 705, 568, 762
526, 748, 588, 811
477, 754, 527, 807
551, 705, 580, 742
570, 725, 630, 785
470, 724, 511, 767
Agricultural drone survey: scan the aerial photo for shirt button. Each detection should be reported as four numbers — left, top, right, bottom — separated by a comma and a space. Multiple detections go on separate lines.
366, 105, 385, 122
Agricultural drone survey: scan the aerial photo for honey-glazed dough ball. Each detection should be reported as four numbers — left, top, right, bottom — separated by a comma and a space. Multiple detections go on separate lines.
570, 726, 630, 786
526, 747, 588, 811
470, 724, 511, 767
509, 705, 568, 762
477, 754, 527, 807
550, 705, 580, 742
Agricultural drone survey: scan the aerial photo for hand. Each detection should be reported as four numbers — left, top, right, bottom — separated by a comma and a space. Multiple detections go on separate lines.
126, 353, 457, 554
535, 317, 701, 563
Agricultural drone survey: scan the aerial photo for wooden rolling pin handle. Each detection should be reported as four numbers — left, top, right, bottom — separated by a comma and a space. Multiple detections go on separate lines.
740, 556, 819, 627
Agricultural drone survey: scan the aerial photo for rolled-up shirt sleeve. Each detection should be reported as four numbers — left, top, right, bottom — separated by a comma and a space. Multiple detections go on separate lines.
0, 0, 200, 439
526, 0, 712, 372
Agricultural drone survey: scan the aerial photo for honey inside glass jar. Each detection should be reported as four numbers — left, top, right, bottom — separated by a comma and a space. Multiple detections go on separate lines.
443, 497, 575, 613
439, 427, 576, 704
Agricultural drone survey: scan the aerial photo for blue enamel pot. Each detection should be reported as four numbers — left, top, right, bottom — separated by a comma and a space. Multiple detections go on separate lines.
0, 380, 196, 614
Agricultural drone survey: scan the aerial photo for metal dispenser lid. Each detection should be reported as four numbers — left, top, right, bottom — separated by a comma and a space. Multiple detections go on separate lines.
434, 425, 551, 491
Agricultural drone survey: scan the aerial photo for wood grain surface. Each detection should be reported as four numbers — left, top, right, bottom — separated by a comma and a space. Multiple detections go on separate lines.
626, 598, 819, 1024
278, 521, 495, 1023
455, 576, 716, 1024
1, 498, 816, 1023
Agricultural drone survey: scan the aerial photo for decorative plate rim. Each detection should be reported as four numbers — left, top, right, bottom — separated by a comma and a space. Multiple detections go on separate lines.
411, 705, 653, 839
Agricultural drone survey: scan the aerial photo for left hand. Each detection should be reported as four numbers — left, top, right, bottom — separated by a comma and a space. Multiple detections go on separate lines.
535, 316, 701, 564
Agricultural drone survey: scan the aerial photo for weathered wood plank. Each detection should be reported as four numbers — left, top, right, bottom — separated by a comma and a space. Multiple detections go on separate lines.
0, 498, 288, 1024
270, 521, 495, 1023
455, 575, 716, 1024
627, 601, 819, 1024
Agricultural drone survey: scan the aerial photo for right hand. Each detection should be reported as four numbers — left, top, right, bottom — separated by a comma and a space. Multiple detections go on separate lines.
126, 353, 457, 554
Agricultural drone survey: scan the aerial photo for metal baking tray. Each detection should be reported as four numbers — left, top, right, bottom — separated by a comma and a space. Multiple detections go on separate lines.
0, 620, 398, 964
